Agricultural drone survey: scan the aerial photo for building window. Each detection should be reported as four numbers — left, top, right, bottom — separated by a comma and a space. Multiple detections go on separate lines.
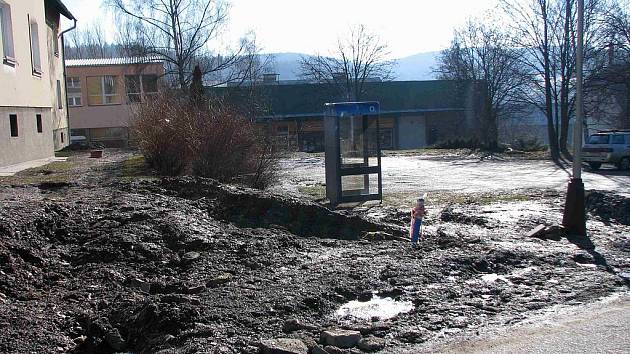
142, 75, 159, 98
125, 75, 141, 103
67, 77, 82, 107
60, 131, 64, 143
56, 80, 63, 109
67, 77, 81, 89
379, 128, 393, 149
68, 93, 82, 107
9, 114, 17, 137
125, 74, 159, 103
29, 18, 42, 75
36, 114, 42, 133
0, 1, 15, 65
87, 76, 121, 105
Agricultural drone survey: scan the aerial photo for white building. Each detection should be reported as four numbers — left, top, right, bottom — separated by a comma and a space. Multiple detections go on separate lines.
0, 0, 75, 167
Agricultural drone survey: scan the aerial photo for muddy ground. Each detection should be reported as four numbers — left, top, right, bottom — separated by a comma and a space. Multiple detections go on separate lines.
0, 150, 628, 353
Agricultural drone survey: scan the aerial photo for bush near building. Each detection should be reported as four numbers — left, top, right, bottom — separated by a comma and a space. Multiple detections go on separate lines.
132, 91, 278, 189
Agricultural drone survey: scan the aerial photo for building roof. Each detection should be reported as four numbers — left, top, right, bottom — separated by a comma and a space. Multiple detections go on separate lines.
65, 57, 163, 68
211, 80, 478, 120
46, 0, 75, 20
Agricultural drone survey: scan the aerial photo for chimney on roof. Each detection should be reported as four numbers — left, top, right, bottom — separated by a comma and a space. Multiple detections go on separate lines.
263, 73, 279, 84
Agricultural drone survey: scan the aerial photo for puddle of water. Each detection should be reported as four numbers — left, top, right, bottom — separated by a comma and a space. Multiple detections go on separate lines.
336, 295, 414, 321
576, 263, 598, 268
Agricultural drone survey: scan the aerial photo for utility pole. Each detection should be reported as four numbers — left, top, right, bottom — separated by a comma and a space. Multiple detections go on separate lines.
562, 0, 586, 236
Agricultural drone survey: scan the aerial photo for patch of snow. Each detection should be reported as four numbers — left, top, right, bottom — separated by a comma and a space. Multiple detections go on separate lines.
481, 274, 512, 284
336, 296, 414, 321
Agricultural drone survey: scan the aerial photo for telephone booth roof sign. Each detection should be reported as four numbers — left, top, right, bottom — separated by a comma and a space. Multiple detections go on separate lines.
325, 102, 380, 117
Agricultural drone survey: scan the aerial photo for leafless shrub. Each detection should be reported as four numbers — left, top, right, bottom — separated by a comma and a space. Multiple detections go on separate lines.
132, 93, 191, 175
131, 91, 279, 189
190, 101, 255, 181
247, 136, 280, 190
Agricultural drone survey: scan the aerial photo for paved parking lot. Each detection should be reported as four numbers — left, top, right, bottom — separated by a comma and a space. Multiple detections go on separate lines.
277, 153, 630, 205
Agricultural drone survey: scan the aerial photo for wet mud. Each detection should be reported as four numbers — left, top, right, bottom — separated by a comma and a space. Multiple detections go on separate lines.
0, 154, 628, 353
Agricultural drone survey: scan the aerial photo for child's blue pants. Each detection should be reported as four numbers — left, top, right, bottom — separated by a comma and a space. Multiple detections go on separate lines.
411, 218, 422, 244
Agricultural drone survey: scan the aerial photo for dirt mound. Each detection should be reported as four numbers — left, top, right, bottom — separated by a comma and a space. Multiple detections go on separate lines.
152, 177, 404, 240
0, 171, 627, 353
439, 205, 489, 226
586, 191, 630, 225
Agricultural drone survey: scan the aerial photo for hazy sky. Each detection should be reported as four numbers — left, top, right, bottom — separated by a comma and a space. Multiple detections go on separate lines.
61, 0, 499, 58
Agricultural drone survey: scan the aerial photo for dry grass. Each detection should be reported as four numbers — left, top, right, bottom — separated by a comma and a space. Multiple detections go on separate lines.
298, 184, 326, 200
382, 190, 533, 209
0, 161, 74, 186
120, 155, 156, 180
382, 148, 550, 160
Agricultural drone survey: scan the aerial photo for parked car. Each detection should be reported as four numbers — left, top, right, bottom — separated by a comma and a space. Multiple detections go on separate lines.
69, 135, 89, 150
582, 130, 630, 170
69, 136, 105, 150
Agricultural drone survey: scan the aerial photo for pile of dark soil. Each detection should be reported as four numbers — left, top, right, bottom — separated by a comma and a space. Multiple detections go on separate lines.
0, 175, 627, 353
439, 205, 489, 226
152, 177, 403, 240
586, 191, 630, 225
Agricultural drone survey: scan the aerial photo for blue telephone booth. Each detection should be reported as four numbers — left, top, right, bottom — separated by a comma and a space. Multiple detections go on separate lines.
324, 102, 383, 207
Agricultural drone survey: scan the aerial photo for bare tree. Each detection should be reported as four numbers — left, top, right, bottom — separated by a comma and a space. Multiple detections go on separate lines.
603, 0, 630, 58
107, 0, 261, 91
64, 21, 111, 59
113, 18, 152, 58
584, 0, 630, 130
436, 19, 529, 148
299, 25, 395, 101
501, 0, 608, 160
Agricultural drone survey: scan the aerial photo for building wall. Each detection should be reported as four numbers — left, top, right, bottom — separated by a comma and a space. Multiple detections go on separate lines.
260, 109, 479, 152
70, 104, 133, 129
397, 115, 426, 149
263, 116, 398, 151
0, 0, 65, 166
425, 111, 470, 145
0, 107, 54, 166
45, 5, 68, 150
67, 63, 164, 146
0, 0, 52, 108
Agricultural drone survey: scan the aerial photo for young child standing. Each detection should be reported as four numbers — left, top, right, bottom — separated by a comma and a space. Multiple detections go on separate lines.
410, 195, 427, 248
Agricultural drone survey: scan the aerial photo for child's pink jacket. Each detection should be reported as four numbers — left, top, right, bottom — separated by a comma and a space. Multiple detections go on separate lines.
409, 206, 426, 237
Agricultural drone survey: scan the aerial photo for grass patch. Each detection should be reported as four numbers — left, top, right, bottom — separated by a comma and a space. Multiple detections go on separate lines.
476, 193, 532, 204
120, 155, 156, 179
0, 161, 74, 186
382, 148, 466, 157
428, 192, 532, 206
54, 150, 72, 158
382, 148, 550, 160
298, 184, 326, 200
382, 190, 533, 209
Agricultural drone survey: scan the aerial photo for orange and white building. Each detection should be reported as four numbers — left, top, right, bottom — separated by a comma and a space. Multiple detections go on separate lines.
65, 57, 164, 147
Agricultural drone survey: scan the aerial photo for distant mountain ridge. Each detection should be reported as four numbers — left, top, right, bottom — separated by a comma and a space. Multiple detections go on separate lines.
266, 51, 440, 82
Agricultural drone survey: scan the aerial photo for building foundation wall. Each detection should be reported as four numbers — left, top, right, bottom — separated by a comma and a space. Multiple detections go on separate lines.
0, 107, 55, 166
